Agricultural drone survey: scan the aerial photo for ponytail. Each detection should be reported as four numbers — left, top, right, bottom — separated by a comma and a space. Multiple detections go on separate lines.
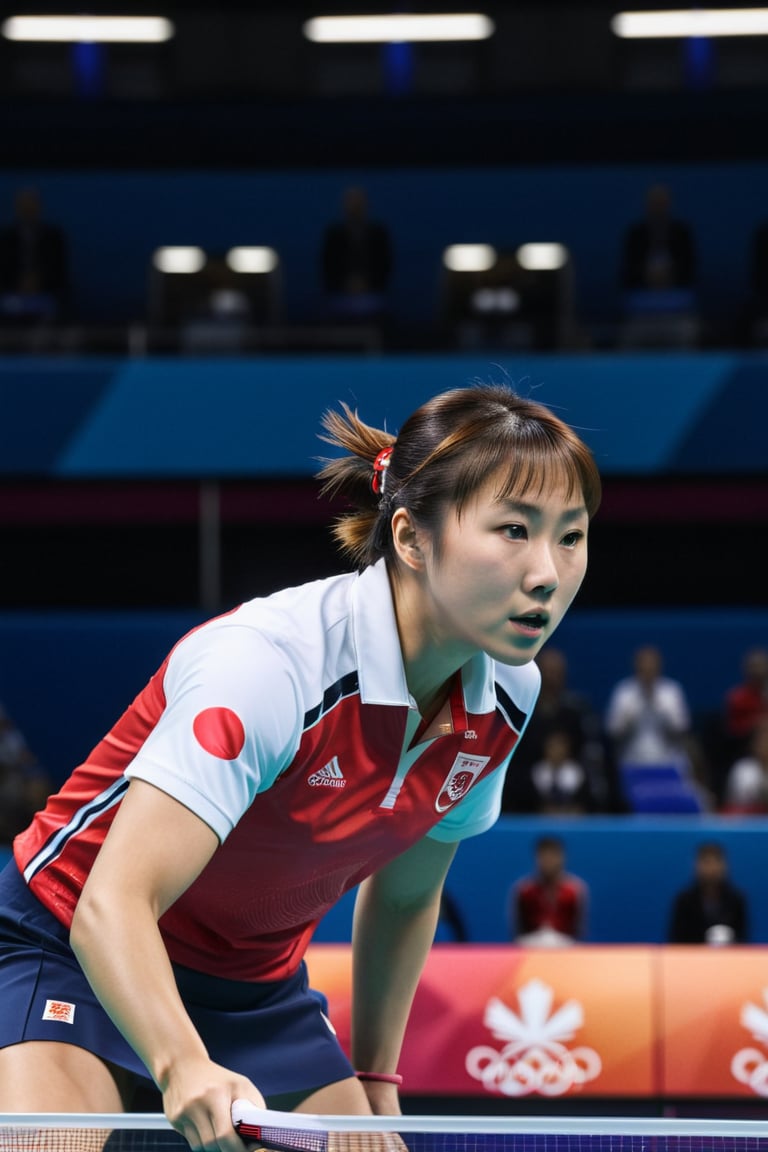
317, 403, 396, 568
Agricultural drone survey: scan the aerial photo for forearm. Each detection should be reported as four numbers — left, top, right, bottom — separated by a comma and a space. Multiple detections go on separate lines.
351, 874, 441, 1076
71, 887, 208, 1090
68, 781, 262, 1149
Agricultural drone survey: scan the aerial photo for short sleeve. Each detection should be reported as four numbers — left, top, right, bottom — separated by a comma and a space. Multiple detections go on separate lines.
124, 621, 302, 842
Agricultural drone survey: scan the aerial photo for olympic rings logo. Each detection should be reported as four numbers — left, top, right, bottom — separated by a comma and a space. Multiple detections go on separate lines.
465, 1040, 602, 1097
731, 1047, 768, 1096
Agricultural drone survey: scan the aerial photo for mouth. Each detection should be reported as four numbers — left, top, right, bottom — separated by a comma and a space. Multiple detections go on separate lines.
509, 611, 549, 635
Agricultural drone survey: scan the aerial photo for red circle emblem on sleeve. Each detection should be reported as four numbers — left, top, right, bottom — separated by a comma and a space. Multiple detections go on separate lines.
192, 707, 246, 760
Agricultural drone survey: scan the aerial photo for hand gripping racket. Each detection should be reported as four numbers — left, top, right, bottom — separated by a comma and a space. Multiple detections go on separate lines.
232, 1101, 328, 1152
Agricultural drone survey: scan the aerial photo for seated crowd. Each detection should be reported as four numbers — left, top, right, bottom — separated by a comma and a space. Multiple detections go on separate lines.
501, 642, 768, 818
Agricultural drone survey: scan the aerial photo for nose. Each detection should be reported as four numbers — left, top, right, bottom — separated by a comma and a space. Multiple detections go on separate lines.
522, 539, 559, 597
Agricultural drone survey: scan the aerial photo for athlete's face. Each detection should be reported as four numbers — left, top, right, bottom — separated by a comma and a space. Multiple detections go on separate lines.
419, 467, 589, 667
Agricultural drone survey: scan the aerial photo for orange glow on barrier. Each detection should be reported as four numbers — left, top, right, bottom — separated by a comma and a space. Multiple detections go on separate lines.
306, 944, 768, 1099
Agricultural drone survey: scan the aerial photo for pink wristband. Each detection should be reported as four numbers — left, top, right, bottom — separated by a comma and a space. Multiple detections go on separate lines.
356, 1071, 403, 1086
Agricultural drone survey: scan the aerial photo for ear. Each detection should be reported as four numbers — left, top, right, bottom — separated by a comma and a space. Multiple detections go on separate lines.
391, 507, 425, 572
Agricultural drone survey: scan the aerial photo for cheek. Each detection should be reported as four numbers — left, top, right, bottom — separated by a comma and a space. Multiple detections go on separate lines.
574, 553, 589, 582
558, 552, 588, 598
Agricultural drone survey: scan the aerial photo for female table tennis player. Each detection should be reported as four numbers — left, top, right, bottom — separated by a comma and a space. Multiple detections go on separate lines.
0, 383, 600, 1150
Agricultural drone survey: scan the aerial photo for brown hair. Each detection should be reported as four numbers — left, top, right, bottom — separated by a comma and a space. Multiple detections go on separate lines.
318, 383, 601, 569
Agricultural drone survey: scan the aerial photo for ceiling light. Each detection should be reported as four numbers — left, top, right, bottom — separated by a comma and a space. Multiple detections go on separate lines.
226, 247, 279, 274
152, 247, 206, 275
443, 244, 497, 273
303, 13, 495, 43
516, 243, 569, 271
1, 15, 174, 42
611, 8, 768, 38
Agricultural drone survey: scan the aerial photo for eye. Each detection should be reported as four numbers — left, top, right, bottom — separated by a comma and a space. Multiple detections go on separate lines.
502, 523, 528, 540
561, 529, 585, 549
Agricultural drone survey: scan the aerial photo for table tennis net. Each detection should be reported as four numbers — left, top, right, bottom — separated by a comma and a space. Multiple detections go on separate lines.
3, 1117, 768, 1152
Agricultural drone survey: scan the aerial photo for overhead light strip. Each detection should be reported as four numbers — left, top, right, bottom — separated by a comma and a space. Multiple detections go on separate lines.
612, 8, 768, 38
1, 16, 175, 43
303, 13, 495, 43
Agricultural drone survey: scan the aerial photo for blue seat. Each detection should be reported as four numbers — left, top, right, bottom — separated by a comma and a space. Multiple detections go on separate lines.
620, 761, 705, 814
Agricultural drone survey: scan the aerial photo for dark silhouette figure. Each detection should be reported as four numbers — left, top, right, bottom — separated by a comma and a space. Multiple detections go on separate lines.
321, 186, 392, 321
668, 842, 749, 945
622, 184, 696, 293
0, 186, 70, 323
502, 647, 608, 812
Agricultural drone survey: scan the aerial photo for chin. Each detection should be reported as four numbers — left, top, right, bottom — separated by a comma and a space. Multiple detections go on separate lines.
491, 646, 543, 667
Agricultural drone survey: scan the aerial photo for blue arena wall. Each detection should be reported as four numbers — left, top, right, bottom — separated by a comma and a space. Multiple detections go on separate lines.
3, 815, 767, 946
311, 814, 768, 946
3, 350, 768, 476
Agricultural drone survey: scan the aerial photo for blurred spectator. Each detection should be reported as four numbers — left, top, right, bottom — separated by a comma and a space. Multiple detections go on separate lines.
621, 183, 696, 294
618, 183, 698, 348
605, 645, 692, 767
509, 835, 588, 946
605, 646, 711, 812
668, 841, 749, 945
0, 701, 52, 844
0, 185, 70, 326
321, 185, 392, 322
722, 718, 768, 815
704, 647, 768, 802
502, 646, 609, 812
724, 646, 768, 751
510, 729, 595, 817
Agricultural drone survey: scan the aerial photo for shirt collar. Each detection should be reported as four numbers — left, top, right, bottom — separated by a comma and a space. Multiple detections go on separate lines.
351, 559, 411, 706
351, 558, 497, 716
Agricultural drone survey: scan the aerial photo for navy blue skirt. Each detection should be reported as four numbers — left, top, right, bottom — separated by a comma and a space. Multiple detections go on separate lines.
0, 860, 354, 1105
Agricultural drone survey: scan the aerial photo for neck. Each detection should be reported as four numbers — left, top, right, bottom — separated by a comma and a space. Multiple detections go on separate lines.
388, 562, 470, 715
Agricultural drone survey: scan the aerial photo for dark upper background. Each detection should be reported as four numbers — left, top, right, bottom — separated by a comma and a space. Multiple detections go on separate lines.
1, 0, 768, 613
3, 0, 768, 167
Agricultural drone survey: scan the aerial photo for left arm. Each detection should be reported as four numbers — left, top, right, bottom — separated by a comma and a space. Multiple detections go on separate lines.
351, 835, 458, 1114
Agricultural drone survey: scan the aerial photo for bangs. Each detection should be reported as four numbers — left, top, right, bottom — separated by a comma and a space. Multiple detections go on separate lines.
493, 445, 596, 513
450, 418, 601, 519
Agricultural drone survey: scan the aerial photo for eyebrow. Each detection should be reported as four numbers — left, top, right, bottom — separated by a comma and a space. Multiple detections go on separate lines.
497, 498, 588, 524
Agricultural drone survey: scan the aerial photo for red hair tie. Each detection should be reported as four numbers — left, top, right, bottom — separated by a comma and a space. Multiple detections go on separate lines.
371, 446, 393, 495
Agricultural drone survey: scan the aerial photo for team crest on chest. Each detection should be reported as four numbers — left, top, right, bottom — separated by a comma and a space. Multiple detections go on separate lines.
436, 753, 490, 812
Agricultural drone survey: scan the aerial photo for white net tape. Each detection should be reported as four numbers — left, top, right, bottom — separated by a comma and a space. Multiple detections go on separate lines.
2, 1115, 768, 1152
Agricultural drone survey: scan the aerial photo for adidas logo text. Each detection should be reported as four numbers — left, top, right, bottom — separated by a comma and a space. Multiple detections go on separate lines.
308, 756, 347, 788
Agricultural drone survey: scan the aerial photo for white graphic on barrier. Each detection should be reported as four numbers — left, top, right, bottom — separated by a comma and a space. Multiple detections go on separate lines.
731, 989, 768, 1096
465, 978, 602, 1096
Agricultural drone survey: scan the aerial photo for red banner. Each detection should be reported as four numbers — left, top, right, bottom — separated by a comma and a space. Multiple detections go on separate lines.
306, 943, 768, 1100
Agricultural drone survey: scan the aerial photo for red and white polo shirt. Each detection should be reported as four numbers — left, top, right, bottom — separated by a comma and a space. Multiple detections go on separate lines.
15, 560, 539, 980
